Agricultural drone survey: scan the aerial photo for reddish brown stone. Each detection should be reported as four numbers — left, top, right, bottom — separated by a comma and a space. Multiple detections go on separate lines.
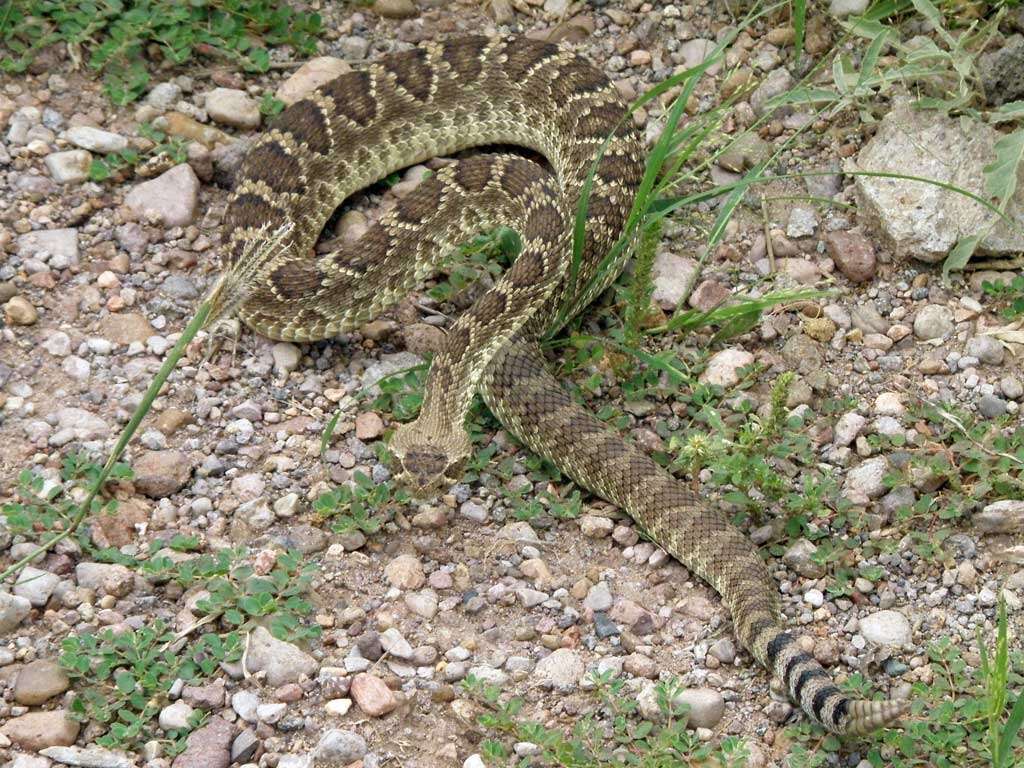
825, 231, 877, 283
688, 279, 732, 312
350, 673, 398, 717
172, 715, 235, 768
133, 450, 193, 498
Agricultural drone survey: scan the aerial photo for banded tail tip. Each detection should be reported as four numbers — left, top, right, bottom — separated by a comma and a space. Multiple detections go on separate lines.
842, 698, 910, 735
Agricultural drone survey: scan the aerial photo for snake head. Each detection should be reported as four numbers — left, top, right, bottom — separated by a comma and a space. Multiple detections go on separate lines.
389, 421, 470, 496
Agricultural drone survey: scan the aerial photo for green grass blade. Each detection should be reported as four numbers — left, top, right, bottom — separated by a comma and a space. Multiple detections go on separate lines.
321, 410, 342, 456
860, 0, 914, 24
997, 691, 1024, 768
570, 334, 690, 386
942, 234, 981, 282
857, 30, 889, 91
909, 0, 954, 48
792, 0, 806, 62
661, 288, 828, 335
991, 101, 1024, 124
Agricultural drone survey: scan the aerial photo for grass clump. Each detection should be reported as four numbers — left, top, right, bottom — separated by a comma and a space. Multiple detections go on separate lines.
0, 0, 322, 104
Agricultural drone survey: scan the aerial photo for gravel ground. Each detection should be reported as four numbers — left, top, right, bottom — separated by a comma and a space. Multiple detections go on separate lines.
2, 1, 1023, 767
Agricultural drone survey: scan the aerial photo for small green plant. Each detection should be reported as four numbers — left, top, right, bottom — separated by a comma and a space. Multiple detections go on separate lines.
259, 92, 286, 117
313, 470, 408, 536
143, 548, 320, 642
153, 533, 203, 553
2, 453, 133, 547
505, 486, 582, 522
671, 371, 812, 523
910, 401, 1024, 508
461, 671, 750, 766
1, 0, 322, 104
982, 274, 1024, 319
88, 122, 188, 181
428, 227, 522, 305
60, 620, 214, 753
367, 364, 430, 422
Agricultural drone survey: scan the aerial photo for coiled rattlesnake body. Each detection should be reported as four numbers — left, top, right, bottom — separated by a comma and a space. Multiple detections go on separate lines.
206, 35, 908, 735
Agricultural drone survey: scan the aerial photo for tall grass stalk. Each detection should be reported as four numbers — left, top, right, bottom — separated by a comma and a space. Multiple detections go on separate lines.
978, 598, 1024, 768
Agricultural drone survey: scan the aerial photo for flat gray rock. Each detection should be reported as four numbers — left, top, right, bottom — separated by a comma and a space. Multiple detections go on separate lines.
125, 164, 200, 227
40, 746, 135, 768
244, 626, 319, 686
849, 103, 1024, 262
0, 590, 32, 633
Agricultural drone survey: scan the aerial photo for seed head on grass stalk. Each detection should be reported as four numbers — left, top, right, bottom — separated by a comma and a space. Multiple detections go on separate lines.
622, 217, 663, 353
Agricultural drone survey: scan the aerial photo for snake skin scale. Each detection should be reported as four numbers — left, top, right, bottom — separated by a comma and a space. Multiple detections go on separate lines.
206, 35, 909, 735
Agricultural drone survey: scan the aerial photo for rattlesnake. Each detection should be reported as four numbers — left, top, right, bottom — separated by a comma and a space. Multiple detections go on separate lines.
205, 35, 908, 735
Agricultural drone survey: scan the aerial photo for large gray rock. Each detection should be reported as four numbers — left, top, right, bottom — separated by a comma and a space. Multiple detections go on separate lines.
40, 746, 134, 768
244, 626, 319, 686
0, 590, 32, 633
849, 104, 1024, 262
125, 164, 200, 227
860, 609, 912, 646
534, 648, 584, 692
